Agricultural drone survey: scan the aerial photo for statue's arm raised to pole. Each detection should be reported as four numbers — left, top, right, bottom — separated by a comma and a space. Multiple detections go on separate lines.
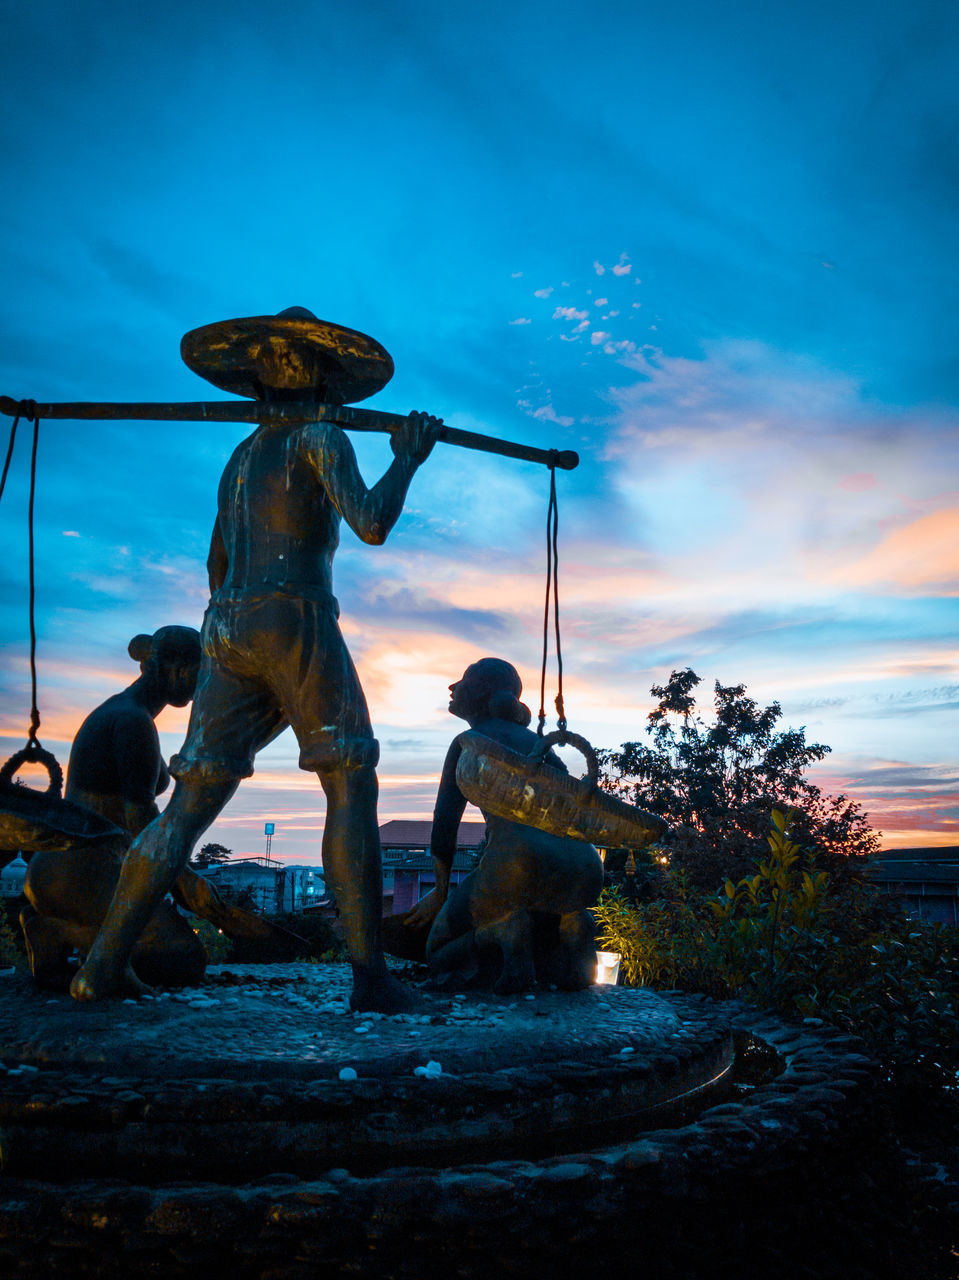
303, 410, 440, 546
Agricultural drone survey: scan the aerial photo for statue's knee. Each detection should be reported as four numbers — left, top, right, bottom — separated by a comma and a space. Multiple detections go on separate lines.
302, 737, 379, 776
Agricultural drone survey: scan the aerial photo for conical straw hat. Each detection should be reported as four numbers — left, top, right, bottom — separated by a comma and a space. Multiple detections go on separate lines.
180, 306, 394, 404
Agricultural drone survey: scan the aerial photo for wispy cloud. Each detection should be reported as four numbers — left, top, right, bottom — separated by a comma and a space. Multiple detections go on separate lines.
601, 340, 958, 600
824, 509, 959, 596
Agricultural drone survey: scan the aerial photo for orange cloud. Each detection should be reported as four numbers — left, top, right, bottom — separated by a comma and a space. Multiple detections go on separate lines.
243, 767, 441, 793
879, 829, 959, 849
825, 508, 959, 595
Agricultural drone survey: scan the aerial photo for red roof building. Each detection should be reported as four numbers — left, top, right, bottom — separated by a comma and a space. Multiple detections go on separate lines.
379, 819, 486, 915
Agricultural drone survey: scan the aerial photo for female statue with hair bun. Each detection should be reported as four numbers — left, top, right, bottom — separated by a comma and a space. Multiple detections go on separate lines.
64, 627, 203, 833
408, 658, 604, 994
22, 627, 294, 991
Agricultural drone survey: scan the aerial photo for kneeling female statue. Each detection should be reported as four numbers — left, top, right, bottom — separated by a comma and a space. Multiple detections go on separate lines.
21, 626, 297, 991
408, 659, 605, 994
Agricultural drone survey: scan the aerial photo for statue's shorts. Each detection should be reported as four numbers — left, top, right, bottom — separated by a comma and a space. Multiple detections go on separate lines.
170, 588, 379, 785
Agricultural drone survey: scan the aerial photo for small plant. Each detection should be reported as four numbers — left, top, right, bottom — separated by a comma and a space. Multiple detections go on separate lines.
190, 917, 234, 964
705, 808, 832, 1005
0, 910, 25, 968
308, 948, 349, 965
592, 872, 722, 992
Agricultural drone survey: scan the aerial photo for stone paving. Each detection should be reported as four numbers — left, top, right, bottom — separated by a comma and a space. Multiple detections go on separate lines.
0, 962, 692, 1081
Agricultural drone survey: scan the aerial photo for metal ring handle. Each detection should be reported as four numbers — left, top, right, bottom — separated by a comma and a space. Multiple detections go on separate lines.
529, 729, 599, 788
0, 741, 64, 798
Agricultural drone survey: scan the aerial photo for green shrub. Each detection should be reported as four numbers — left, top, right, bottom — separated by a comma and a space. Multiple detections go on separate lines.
594, 810, 959, 1088
190, 917, 234, 965
0, 910, 25, 968
593, 872, 725, 994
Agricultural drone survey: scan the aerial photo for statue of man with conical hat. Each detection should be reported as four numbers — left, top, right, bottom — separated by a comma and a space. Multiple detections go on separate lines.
71, 307, 441, 1012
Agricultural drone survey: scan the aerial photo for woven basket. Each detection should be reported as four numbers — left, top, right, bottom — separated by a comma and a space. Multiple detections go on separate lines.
455, 729, 666, 850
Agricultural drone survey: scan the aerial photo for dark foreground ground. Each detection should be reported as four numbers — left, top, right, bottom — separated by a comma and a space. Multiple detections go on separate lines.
0, 963, 955, 1278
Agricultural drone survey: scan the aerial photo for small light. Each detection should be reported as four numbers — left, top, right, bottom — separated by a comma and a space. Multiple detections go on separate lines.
595, 950, 621, 985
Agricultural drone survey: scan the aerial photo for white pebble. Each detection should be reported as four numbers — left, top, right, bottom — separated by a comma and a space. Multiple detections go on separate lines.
338, 1067, 358, 1081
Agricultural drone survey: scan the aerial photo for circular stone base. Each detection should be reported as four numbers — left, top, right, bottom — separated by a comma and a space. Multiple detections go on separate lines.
0, 968, 899, 1279
0, 964, 733, 1182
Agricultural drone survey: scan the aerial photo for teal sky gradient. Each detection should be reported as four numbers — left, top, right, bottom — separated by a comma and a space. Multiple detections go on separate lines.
1, 0, 956, 859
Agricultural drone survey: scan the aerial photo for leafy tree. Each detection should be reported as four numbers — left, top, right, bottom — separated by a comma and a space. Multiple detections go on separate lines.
190, 842, 233, 869
599, 668, 878, 887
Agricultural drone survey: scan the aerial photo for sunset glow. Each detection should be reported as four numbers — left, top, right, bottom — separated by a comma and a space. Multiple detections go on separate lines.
1, 1, 955, 863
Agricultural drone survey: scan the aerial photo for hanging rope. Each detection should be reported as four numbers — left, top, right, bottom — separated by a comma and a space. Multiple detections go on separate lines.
0, 411, 21, 506
537, 452, 567, 737
0, 405, 62, 794
0, 407, 42, 740
26, 415, 41, 744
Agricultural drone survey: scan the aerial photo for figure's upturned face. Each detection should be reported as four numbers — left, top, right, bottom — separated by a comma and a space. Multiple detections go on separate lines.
448, 665, 481, 719
164, 653, 202, 707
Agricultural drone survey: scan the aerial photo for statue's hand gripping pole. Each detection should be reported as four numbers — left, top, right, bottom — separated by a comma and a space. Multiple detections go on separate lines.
0, 397, 579, 471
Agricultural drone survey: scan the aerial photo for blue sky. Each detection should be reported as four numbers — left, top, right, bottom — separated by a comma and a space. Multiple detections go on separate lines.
1, 0, 956, 859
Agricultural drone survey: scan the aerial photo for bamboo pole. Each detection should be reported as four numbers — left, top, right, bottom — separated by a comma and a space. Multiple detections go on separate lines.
0, 397, 579, 471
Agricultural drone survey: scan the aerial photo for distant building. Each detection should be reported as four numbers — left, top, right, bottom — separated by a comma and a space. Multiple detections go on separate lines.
379, 819, 486, 915
197, 858, 325, 914
193, 821, 486, 918
281, 864, 326, 912
0, 853, 27, 899
866, 847, 959, 926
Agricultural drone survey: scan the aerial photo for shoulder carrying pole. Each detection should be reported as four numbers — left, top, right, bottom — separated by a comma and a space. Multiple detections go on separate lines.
0, 397, 579, 471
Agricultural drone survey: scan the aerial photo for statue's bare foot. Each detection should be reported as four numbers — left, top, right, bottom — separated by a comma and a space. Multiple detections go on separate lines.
70, 959, 152, 1002
350, 969, 413, 1014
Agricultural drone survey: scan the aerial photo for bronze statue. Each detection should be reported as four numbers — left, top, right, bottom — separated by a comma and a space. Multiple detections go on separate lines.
70, 308, 441, 1011
408, 659, 604, 994
64, 627, 202, 832
22, 627, 208, 989
22, 626, 304, 990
